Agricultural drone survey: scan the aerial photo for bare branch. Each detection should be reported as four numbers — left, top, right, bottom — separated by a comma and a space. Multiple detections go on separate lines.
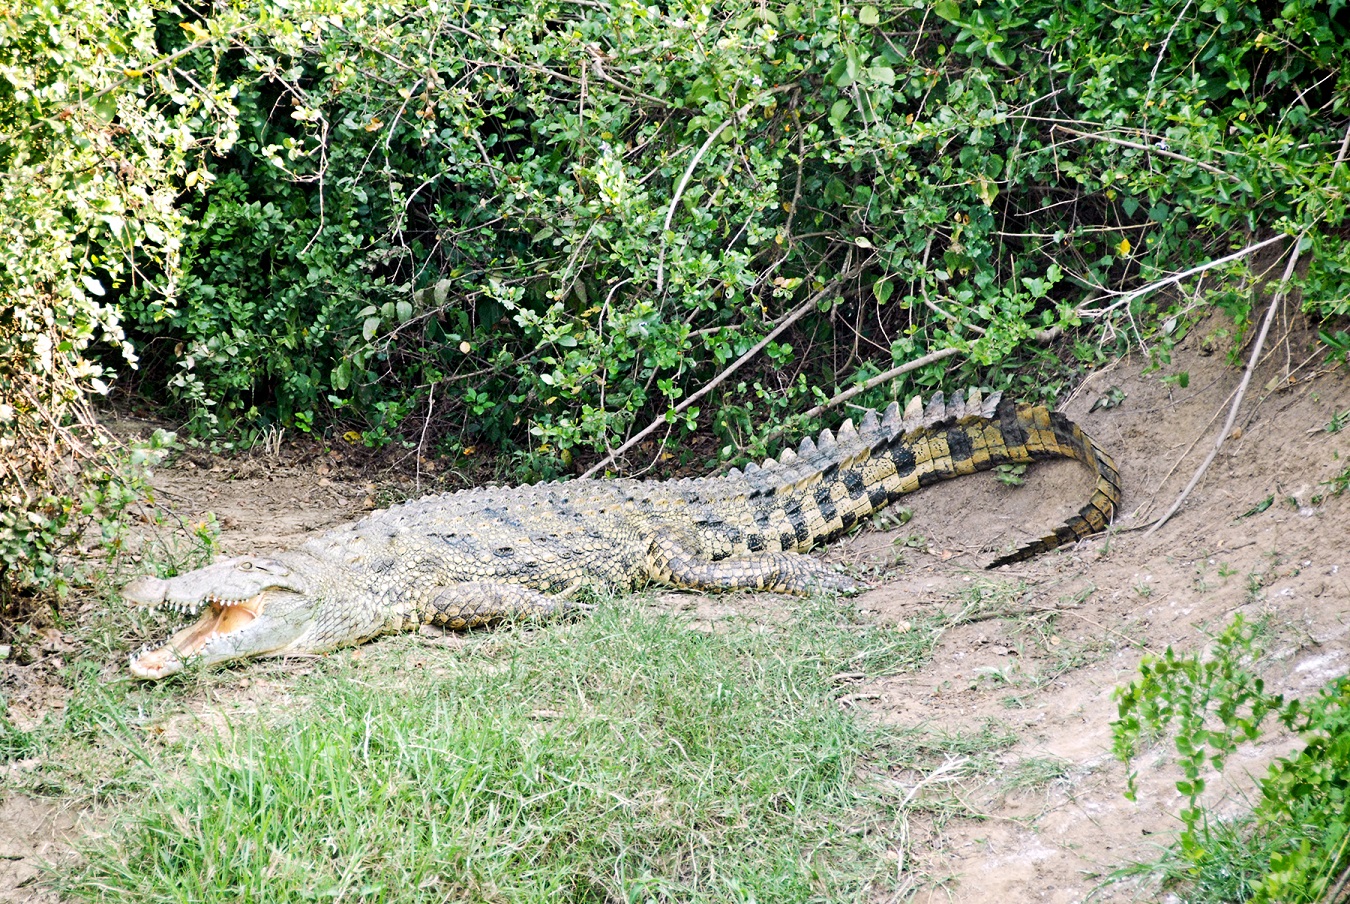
1053, 124, 1239, 181
581, 267, 864, 478
754, 346, 963, 449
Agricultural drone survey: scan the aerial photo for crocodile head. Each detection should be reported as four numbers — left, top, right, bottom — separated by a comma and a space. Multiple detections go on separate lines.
125, 555, 317, 679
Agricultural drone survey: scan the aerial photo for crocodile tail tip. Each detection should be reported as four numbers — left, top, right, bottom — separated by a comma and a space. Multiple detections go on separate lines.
985, 419, 1121, 568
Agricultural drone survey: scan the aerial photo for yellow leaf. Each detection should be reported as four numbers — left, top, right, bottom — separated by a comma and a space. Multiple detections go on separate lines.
364, 119, 383, 132
122, 68, 144, 77
462, 446, 476, 456
342, 430, 362, 443
1117, 237, 1132, 256
179, 21, 209, 40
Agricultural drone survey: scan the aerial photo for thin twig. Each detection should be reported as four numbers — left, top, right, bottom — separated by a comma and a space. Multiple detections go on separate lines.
1053, 124, 1238, 181
756, 346, 963, 449
1145, 0, 1194, 106
581, 268, 863, 478
585, 48, 668, 107
655, 87, 790, 291
415, 380, 435, 494
1081, 233, 1288, 316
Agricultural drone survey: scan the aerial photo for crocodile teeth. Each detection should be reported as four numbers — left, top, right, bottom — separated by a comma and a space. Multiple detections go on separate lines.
881, 401, 901, 429
860, 409, 879, 432
838, 418, 857, 439
798, 436, 818, 456
817, 429, 837, 451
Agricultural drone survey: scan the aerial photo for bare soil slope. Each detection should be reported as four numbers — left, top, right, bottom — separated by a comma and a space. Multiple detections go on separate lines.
3, 316, 1348, 902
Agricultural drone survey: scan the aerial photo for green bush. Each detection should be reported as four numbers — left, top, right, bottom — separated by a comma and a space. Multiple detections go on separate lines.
0, 0, 218, 598
1113, 615, 1350, 903
112, 0, 1350, 461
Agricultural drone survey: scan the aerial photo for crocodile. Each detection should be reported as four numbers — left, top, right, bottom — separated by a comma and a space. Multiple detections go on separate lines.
125, 388, 1121, 678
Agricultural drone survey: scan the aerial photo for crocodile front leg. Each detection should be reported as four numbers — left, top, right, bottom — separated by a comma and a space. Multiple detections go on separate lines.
647, 532, 858, 595
389, 581, 582, 632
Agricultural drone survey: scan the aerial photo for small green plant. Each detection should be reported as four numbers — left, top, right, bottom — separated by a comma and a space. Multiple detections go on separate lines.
1321, 463, 1350, 498
1112, 614, 1350, 903
1320, 330, 1350, 365
994, 463, 1028, 487
1241, 495, 1275, 518
871, 505, 913, 530
1090, 387, 1127, 412
1002, 756, 1071, 792
1162, 371, 1191, 390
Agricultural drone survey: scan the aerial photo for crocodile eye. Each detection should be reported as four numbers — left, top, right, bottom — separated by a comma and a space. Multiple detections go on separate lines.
238, 561, 253, 571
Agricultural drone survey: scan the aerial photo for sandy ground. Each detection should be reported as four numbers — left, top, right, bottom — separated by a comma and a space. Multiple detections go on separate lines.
3, 312, 1349, 902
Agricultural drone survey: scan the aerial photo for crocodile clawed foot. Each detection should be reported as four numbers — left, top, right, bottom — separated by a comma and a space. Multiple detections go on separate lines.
812, 570, 862, 596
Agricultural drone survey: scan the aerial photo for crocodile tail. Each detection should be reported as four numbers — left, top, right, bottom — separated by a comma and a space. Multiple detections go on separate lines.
724, 387, 1119, 563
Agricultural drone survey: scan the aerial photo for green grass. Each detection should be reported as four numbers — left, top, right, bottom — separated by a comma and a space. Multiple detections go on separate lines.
41, 596, 961, 903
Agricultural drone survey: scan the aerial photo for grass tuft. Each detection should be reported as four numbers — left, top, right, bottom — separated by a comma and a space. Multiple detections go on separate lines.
55, 599, 945, 902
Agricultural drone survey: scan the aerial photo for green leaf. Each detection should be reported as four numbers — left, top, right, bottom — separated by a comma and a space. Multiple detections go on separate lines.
869, 66, 896, 86
874, 279, 895, 305
976, 177, 998, 206
933, 0, 960, 22
859, 5, 879, 25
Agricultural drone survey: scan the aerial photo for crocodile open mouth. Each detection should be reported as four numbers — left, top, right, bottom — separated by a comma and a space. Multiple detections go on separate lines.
130, 595, 264, 679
